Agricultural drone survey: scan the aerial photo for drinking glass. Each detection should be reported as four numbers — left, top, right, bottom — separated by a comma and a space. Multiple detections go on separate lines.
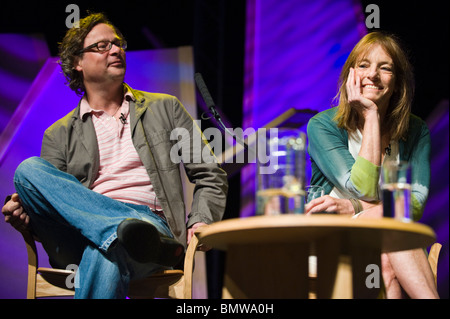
381, 161, 412, 222
256, 130, 306, 215
305, 185, 324, 203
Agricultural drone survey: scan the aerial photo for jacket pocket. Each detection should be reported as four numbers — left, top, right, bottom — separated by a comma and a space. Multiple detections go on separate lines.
146, 130, 178, 170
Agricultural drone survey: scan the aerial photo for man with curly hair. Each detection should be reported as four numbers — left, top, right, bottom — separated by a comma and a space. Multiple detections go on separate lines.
2, 13, 228, 299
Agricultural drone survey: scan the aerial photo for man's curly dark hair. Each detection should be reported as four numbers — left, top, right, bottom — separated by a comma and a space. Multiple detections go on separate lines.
58, 12, 125, 96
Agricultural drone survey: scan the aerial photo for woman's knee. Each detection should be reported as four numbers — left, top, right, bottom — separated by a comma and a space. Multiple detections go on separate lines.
381, 253, 396, 284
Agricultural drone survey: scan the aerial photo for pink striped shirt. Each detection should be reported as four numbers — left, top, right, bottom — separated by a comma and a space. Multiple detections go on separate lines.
80, 88, 163, 214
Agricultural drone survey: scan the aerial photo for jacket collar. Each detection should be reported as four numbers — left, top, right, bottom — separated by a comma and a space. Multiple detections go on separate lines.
70, 83, 148, 136
124, 83, 147, 134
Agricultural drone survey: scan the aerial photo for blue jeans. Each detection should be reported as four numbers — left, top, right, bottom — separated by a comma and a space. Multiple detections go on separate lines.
13, 157, 174, 299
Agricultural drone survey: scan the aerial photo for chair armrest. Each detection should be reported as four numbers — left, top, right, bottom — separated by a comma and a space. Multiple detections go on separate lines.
182, 225, 208, 298
21, 230, 38, 269
428, 243, 442, 285
20, 229, 39, 299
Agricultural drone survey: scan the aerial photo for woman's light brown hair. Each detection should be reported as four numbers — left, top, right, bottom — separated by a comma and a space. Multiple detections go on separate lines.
333, 32, 414, 141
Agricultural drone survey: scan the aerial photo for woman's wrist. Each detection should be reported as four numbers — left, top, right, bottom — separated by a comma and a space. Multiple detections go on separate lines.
349, 198, 363, 215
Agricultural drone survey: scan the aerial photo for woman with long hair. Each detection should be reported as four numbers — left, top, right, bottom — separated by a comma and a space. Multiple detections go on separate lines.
306, 32, 439, 298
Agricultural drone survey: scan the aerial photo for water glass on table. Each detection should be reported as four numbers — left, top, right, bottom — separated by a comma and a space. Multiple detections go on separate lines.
305, 185, 324, 204
381, 161, 412, 222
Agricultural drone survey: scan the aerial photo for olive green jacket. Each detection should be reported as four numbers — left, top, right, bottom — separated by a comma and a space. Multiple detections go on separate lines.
41, 84, 228, 246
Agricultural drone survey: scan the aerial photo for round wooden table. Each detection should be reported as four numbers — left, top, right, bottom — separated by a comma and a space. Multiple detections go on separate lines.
197, 215, 436, 299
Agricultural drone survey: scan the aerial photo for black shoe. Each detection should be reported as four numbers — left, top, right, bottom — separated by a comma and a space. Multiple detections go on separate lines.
117, 218, 184, 266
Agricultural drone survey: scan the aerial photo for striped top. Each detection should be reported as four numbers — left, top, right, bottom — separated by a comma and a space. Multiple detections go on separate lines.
80, 89, 163, 214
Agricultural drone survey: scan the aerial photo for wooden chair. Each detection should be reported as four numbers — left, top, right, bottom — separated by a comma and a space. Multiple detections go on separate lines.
21, 229, 201, 299
428, 242, 442, 286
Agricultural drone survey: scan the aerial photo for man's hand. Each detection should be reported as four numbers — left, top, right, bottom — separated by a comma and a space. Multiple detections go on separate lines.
2, 193, 30, 232
187, 222, 210, 251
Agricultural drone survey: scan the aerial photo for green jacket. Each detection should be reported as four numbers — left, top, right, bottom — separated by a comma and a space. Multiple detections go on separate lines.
307, 107, 430, 221
41, 84, 228, 247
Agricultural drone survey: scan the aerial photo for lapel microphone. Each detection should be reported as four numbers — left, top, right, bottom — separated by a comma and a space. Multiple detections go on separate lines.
119, 113, 127, 124
385, 143, 391, 156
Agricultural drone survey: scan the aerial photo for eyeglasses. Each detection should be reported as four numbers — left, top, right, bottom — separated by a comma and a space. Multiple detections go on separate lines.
78, 39, 127, 54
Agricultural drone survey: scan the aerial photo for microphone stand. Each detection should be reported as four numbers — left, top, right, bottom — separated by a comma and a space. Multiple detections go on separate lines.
195, 72, 250, 151
201, 106, 249, 151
